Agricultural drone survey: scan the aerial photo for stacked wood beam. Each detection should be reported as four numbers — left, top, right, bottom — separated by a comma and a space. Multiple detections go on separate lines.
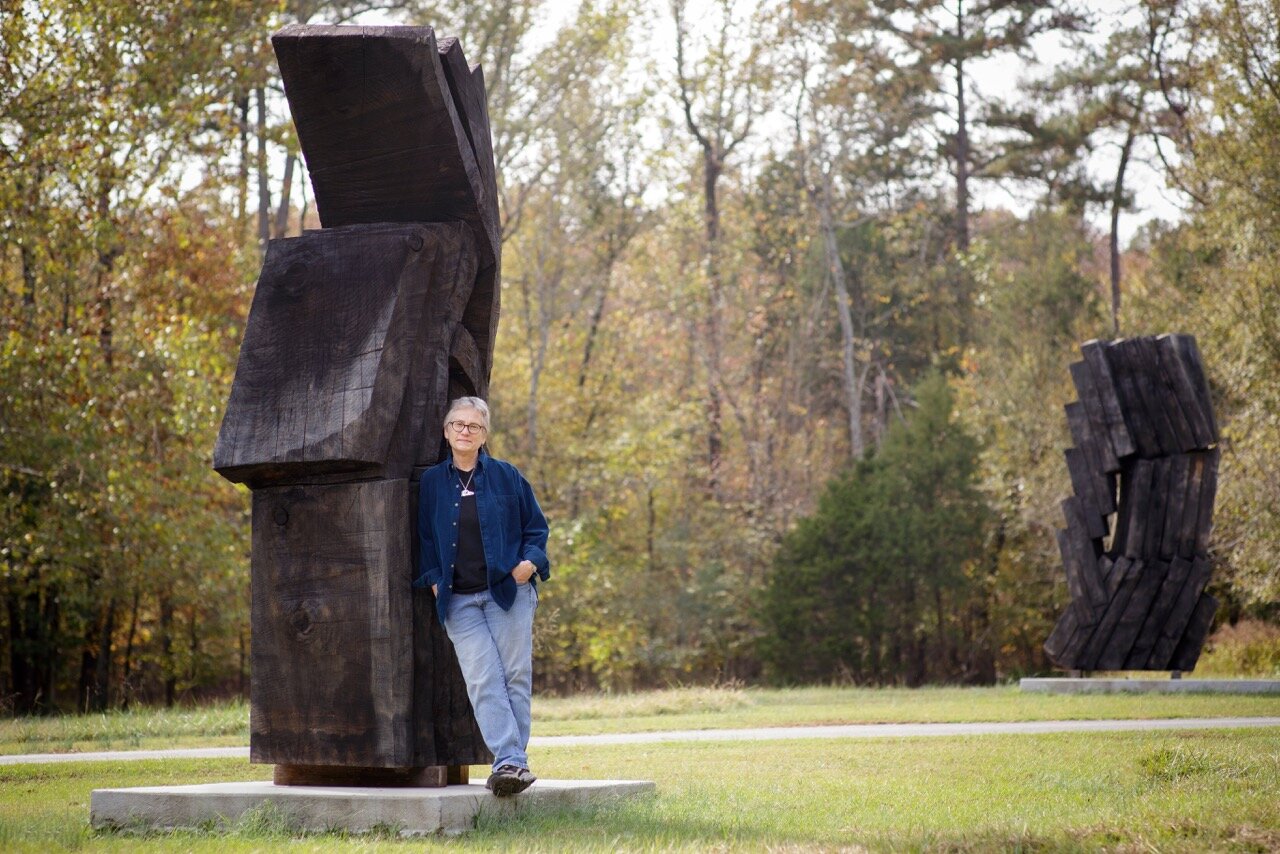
1045, 335, 1220, 673
214, 26, 498, 784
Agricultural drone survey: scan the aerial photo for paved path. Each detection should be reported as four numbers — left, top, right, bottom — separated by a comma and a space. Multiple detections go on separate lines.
3, 717, 1278, 766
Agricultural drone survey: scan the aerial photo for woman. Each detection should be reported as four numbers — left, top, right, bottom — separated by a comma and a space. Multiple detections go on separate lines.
415, 396, 549, 796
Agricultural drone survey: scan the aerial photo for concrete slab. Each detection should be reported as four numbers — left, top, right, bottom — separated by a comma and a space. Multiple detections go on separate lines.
90, 778, 654, 836
1020, 678, 1280, 694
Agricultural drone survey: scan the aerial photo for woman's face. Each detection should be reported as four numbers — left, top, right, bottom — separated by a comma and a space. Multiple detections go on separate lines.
444, 407, 487, 456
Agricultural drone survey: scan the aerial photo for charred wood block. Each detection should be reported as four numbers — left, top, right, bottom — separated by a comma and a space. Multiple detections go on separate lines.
1127, 338, 1181, 455
1170, 593, 1219, 672
1064, 448, 1108, 540
1140, 336, 1197, 453
1106, 340, 1161, 458
215, 223, 475, 486
1062, 497, 1106, 611
1080, 341, 1133, 461
1147, 556, 1213, 670
1159, 454, 1191, 561
1045, 606, 1081, 662
1098, 559, 1167, 670
1176, 453, 1206, 561
1046, 604, 1100, 670
250, 479, 412, 768
1078, 558, 1144, 671
449, 325, 484, 398
1070, 359, 1123, 470
1065, 402, 1117, 515
1120, 459, 1154, 559
1056, 529, 1088, 617
437, 37, 501, 384
1171, 334, 1218, 443
271, 25, 496, 270
1143, 458, 1171, 560
398, 231, 478, 473
1156, 334, 1214, 449
1130, 556, 1193, 669
1194, 448, 1219, 556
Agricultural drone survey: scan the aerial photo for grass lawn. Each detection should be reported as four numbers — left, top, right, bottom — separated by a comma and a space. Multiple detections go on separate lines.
1, 728, 1278, 851
3, 685, 1278, 754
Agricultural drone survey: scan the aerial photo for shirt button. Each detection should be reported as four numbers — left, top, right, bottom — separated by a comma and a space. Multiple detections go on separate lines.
453, 521, 457, 526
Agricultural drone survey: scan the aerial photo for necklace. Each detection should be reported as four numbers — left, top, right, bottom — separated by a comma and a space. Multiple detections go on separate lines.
458, 468, 476, 497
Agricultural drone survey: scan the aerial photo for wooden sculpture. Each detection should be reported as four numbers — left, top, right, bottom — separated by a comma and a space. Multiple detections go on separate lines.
1044, 335, 1219, 674
213, 25, 499, 785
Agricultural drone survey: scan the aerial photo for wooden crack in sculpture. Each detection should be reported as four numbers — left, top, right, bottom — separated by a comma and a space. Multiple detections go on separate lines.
213, 24, 498, 786
1045, 335, 1220, 674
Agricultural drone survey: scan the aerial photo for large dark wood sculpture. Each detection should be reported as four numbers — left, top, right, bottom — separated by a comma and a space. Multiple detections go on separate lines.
1045, 335, 1220, 674
214, 25, 500, 785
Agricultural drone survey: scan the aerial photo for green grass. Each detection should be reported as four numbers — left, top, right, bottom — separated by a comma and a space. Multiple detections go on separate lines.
4, 686, 1279, 754
532, 684, 1280, 735
1, 729, 1278, 851
0, 700, 250, 755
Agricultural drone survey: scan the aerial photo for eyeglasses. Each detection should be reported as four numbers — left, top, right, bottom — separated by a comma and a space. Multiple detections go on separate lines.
448, 420, 487, 435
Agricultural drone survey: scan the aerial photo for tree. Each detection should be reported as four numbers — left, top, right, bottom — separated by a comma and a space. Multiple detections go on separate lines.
671, 0, 771, 495
761, 373, 989, 684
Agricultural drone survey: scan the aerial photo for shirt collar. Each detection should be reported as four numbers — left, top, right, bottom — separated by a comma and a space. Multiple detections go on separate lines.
447, 451, 486, 475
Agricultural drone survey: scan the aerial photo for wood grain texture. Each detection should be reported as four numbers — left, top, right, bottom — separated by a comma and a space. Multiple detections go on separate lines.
250, 479, 412, 768
1070, 359, 1122, 471
1080, 341, 1134, 461
271, 26, 493, 266
437, 37, 501, 386
215, 223, 475, 486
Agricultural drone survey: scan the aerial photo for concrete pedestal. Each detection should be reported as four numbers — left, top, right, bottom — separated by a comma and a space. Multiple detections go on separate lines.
91, 778, 655, 836
1020, 677, 1280, 694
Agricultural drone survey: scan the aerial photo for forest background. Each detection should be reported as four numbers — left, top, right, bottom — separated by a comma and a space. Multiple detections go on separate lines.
3, 0, 1279, 714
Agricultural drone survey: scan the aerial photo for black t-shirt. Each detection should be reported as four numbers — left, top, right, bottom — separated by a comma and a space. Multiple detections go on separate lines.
452, 471, 488, 594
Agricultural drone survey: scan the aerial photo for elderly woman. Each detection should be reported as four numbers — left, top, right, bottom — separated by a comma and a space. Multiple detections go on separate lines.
415, 396, 549, 796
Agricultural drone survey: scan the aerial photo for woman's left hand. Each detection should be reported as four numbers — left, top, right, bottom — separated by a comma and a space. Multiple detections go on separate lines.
512, 560, 536, 584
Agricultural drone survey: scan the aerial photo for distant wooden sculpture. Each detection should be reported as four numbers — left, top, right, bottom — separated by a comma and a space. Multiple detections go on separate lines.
214, 25, 500, 785
1044, 335, 1220, 673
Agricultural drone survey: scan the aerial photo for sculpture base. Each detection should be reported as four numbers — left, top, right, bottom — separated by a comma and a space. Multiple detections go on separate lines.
91, 778, 655, 836
1020, 677, 1280, 694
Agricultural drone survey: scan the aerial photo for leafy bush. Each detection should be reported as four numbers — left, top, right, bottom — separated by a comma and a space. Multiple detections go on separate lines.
1195, 619, 1280, 677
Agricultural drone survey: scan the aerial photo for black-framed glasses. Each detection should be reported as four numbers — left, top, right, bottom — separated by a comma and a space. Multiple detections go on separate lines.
448, 420, 487, 435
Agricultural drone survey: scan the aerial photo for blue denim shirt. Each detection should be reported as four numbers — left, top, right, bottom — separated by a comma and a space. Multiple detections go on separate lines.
415, 452, 550, 622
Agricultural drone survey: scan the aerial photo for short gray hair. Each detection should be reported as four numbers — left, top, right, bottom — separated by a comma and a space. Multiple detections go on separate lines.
444, 396, 490, 430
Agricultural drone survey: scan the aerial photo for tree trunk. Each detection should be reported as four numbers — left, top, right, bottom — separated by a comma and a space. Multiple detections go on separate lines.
187, 605, 200, 689
816, 176, 864, 457
1110, 123, 1137, 336
19, 242, 36, 324
703, 148, 724, 496
237, 92, 250, 228
120, 585, 140, 709
160, 593, 176, 707
93, 598, 116, 711
255, 85, 271, 253
96, 186, 118, 369
953, 4, 971, 252
274, 150, 296, 238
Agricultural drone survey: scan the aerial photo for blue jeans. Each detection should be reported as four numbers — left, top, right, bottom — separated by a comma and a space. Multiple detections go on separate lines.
443, 582, 537, 771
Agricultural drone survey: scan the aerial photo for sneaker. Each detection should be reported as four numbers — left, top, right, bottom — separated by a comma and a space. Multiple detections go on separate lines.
487, 764, 537, 796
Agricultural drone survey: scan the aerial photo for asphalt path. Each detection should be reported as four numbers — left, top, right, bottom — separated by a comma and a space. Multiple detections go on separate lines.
3, 716, 1278, 766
